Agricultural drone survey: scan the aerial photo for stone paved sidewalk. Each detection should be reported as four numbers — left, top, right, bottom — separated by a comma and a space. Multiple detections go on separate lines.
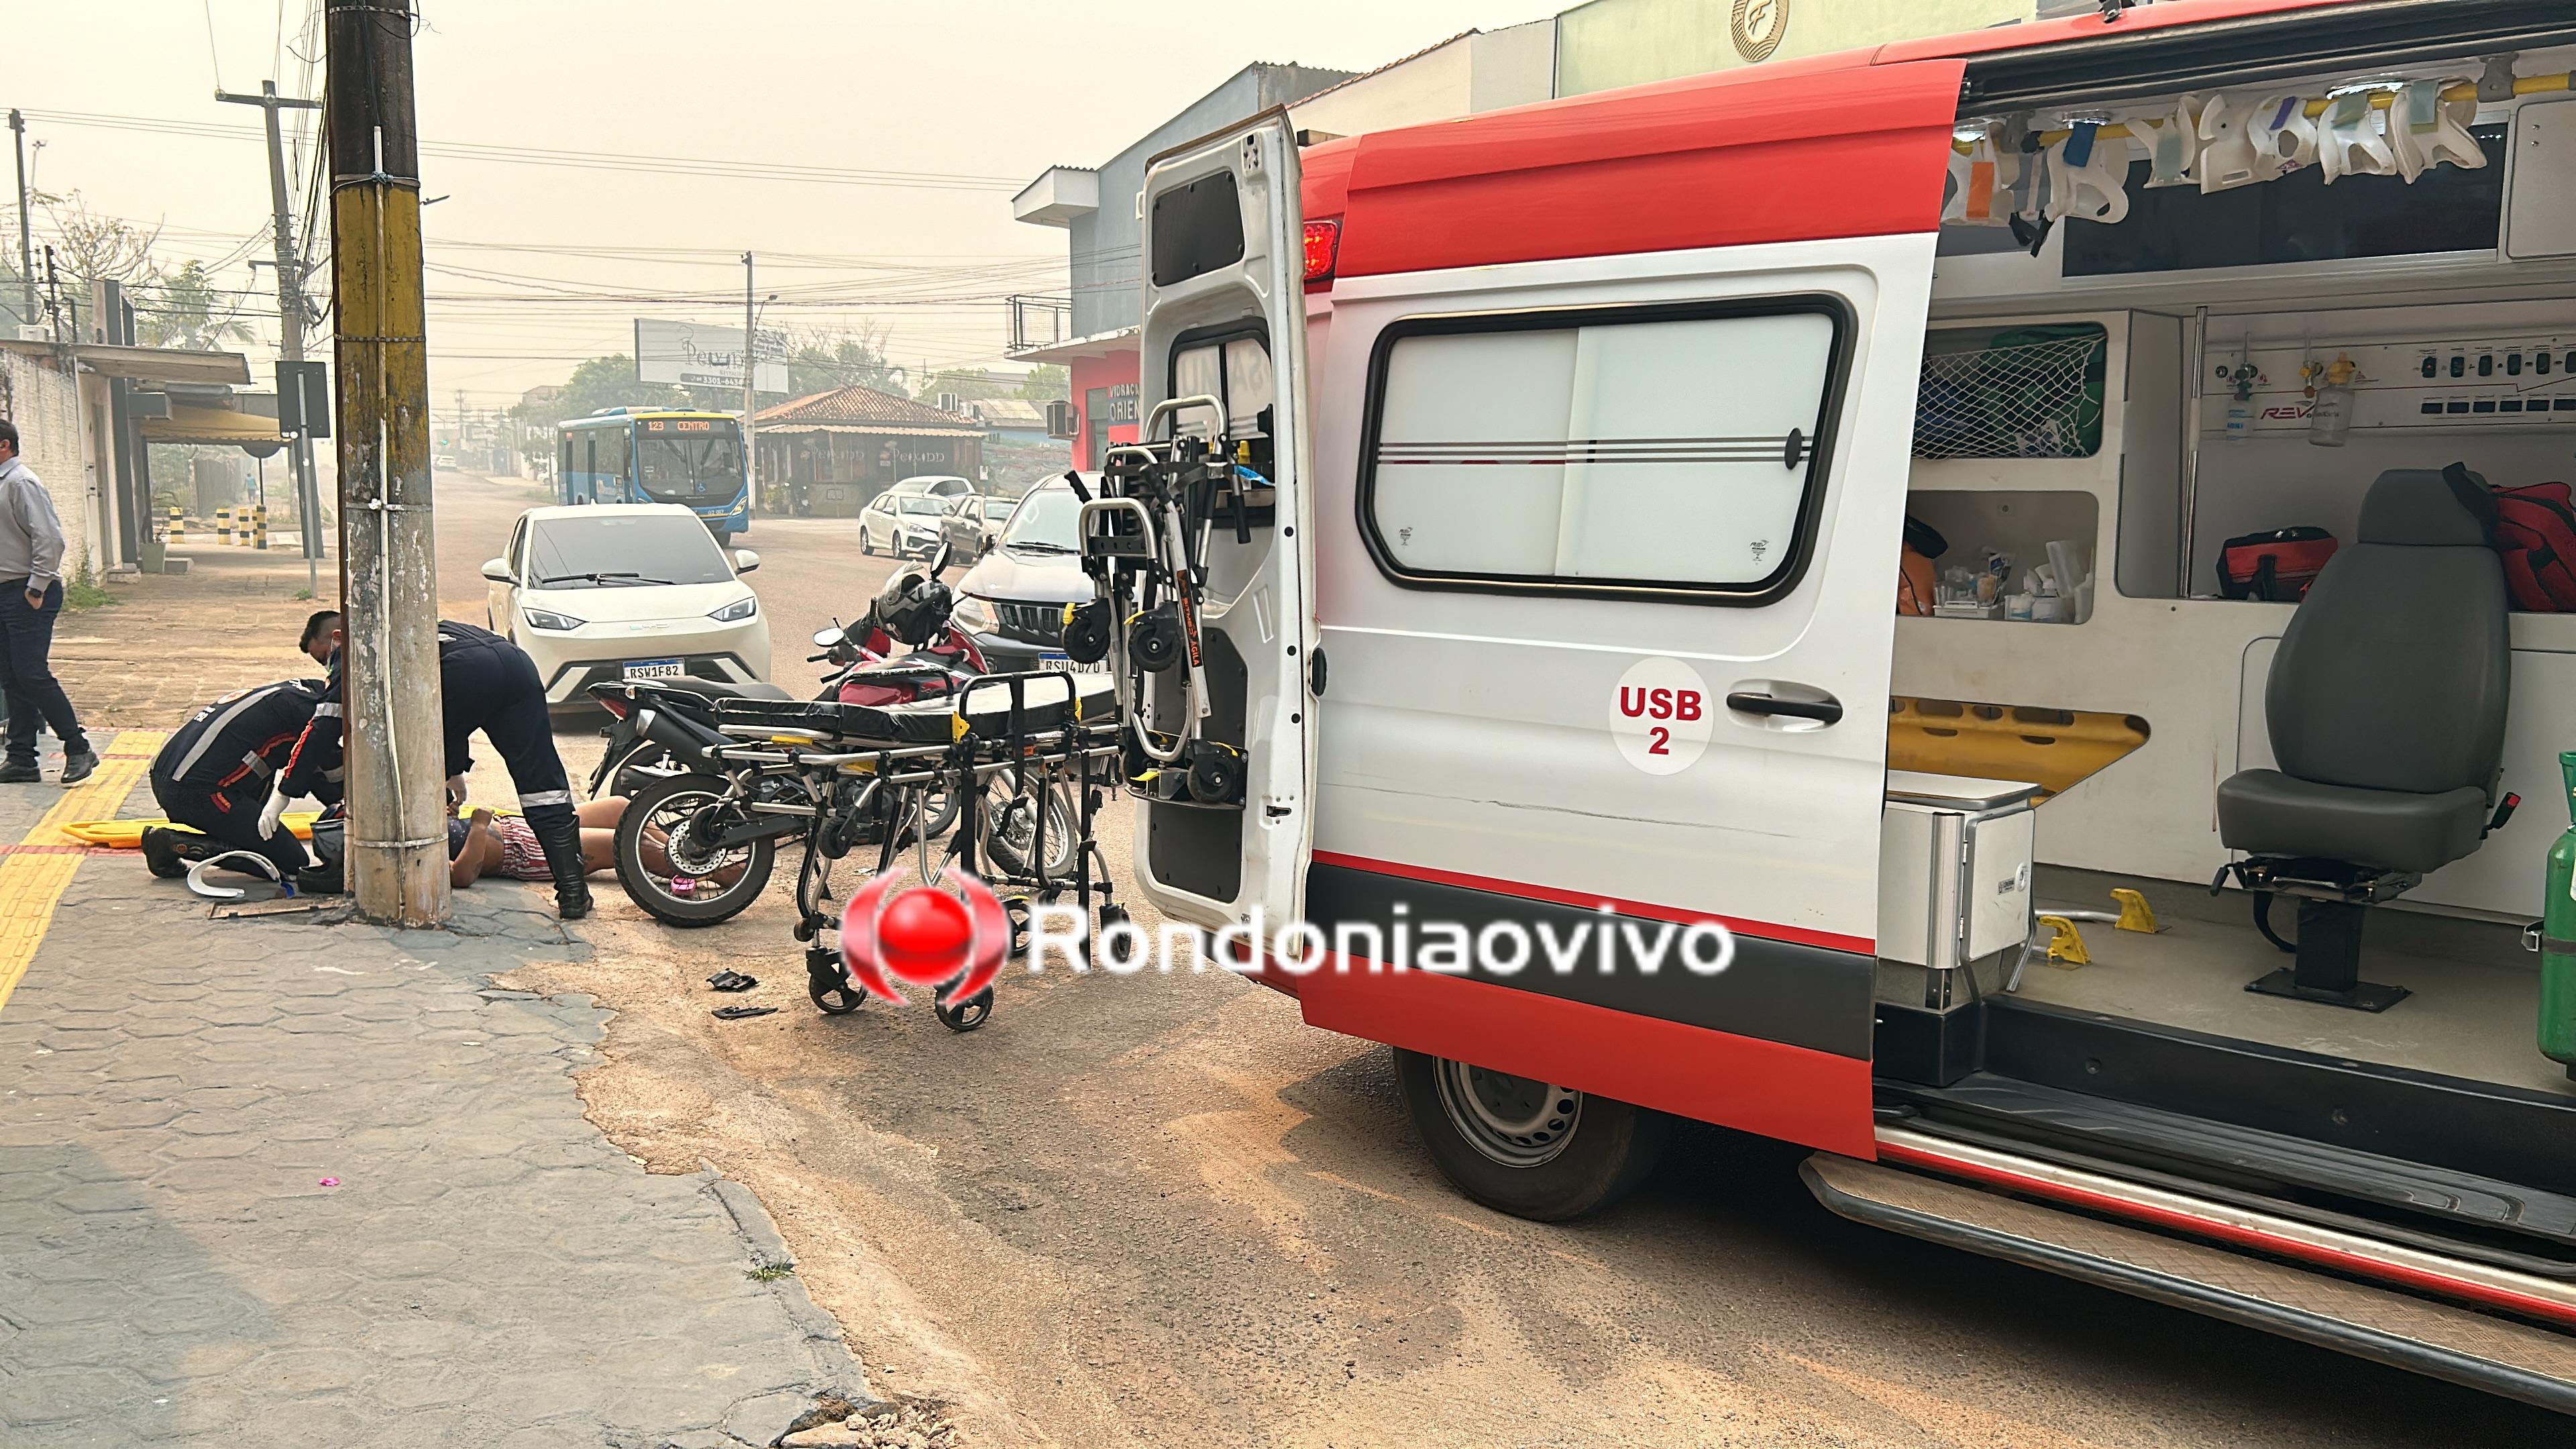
0, 776, 875, 1447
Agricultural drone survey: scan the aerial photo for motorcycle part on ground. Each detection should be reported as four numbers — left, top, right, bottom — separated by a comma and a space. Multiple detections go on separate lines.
1128, 604, 1184, 674
710, 1005, 780, 1021
1061, 600, 1112, 664
706, 971, 758, 993
183, 851, 290, 902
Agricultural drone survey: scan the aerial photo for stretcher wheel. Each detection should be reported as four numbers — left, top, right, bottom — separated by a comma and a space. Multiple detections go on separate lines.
934, 987, 993, 1033
810, 980, 865, 1015
1004, 896, 1034, 959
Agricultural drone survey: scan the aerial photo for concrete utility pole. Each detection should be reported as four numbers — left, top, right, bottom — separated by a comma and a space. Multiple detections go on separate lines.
216, 80, 326, 595
7, 111, 33, 331
327, 0, 448, 926
741, 251, 757, 516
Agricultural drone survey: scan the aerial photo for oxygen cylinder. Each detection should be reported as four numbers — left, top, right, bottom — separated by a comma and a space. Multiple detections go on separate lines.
2542, 751, 2576, 1077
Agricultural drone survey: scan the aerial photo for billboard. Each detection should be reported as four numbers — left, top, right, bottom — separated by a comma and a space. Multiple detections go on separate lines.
635, 318, 790, 394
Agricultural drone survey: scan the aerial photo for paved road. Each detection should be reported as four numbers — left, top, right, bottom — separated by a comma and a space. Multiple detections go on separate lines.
419, 472, 2573, 1446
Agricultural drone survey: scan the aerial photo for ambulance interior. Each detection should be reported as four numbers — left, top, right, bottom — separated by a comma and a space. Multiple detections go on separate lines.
1890, 48, 2576, 1108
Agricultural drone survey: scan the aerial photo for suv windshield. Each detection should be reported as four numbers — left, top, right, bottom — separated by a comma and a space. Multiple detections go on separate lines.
636, 431, 743, 504
530, 514, 733, 588
1000, 486, 1079, 551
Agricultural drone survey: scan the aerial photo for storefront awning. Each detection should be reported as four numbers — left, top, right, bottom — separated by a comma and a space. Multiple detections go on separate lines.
141, 404, 288, 449
71, 343, 254, 386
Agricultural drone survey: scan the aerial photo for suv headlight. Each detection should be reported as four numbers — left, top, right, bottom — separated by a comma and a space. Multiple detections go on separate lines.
523, 607, 585, 632
949, 595, 995, 635
708, 596, 759, 623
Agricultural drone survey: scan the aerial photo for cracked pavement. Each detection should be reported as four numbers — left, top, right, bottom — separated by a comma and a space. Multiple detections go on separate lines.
0, 778, 871, 1448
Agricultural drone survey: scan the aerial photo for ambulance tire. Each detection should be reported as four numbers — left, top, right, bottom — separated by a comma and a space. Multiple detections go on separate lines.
1394, 1049, 1667, 1222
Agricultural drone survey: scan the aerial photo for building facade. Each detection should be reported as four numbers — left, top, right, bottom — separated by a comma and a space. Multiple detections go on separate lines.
752, 384, 987, 517
1551, 0, 2049, 97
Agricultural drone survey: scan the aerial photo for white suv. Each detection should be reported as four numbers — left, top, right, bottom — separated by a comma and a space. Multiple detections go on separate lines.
481, 503, 772, 710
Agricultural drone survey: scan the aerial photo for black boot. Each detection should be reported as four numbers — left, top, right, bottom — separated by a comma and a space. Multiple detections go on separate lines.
531, 814, 593, 920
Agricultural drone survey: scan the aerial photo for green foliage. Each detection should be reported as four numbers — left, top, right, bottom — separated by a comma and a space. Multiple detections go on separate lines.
62, 555, 117, 610
785, 326, 900, 400
912, 367, 1014, 406
1015, 364, 1070, 402
137, 262, 252, 351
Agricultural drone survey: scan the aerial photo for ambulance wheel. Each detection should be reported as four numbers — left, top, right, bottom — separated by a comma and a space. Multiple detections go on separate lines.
1394, 1049, 1666, 1222
934, 988, 993, 1033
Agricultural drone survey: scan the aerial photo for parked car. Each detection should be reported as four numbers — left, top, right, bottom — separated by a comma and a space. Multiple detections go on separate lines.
435, 454, 458, 470
480, 503, 770, 712
859, 491, 959, 559
942, 494, 1020, 559
890, 474, 975, 502
948, 476, 1097, 674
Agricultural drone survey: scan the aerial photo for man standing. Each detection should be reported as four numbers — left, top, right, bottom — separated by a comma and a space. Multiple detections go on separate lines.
0, 420, 97, 786
275, 612, 591, 919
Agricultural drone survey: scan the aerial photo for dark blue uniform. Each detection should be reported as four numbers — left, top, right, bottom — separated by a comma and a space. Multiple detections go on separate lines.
151, 678, 335, 875
281, 621, 587, 915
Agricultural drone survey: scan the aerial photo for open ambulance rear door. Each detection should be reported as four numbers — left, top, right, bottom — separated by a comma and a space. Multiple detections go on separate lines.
1126, 113, 1320, 938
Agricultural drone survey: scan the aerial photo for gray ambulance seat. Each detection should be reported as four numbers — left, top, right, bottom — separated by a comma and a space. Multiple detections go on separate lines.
2216, 469, 2509, 875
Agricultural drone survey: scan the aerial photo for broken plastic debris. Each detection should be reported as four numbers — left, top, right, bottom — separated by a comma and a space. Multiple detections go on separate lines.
318, 1177, 339, 1187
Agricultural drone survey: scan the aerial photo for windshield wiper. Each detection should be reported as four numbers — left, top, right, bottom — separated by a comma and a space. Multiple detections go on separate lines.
1009, 541, 1079, 555
537, 571, 675, 586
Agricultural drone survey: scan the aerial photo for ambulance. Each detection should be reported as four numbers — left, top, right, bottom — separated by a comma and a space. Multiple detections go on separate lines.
1106, 0, 2576, 1409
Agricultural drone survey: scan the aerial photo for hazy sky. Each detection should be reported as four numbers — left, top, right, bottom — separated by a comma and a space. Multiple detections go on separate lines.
7, 1, 1549, 416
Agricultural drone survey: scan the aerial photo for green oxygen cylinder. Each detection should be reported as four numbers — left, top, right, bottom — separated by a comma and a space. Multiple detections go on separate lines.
2544, 751, 2576, 1077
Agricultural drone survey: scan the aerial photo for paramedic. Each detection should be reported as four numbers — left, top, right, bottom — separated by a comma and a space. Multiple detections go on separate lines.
277, 615, 592, 919
144, 678, 336, 879
0, 420, 97, 786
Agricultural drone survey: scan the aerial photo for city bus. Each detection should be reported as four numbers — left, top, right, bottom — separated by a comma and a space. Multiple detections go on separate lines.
556, 408, 750, 539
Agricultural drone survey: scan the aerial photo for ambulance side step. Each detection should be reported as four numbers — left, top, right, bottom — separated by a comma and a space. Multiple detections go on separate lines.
1803, 1148, 2576, 1417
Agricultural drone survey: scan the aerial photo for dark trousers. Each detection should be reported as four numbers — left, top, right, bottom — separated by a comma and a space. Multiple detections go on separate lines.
442, 634, 575, 835
152, 771, 311, 877
1, 579, 87, 767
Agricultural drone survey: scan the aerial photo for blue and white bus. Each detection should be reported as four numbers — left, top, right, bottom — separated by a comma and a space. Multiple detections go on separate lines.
556, 408, 750, 539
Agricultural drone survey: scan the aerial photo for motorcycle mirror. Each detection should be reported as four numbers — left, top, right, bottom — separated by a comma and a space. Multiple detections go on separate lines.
928, 541, 953, 577
812, 625, 845, 649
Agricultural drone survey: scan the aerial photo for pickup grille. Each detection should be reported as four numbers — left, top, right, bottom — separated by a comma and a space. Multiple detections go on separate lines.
994, 601, 1064, 647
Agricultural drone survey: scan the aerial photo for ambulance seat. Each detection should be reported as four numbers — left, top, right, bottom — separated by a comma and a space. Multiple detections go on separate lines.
2213, 469, 2510, 1010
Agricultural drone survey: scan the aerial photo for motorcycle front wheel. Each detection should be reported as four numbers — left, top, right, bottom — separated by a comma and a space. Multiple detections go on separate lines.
614, 772, 776, 926
979, 777, 1079, 882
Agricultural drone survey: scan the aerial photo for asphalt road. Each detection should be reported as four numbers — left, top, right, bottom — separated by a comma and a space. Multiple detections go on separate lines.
436, 470, 2571, 1448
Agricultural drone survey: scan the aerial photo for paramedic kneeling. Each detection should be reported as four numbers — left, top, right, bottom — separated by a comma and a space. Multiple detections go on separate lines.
146, 678, 337, 878
278, 614, 592, 919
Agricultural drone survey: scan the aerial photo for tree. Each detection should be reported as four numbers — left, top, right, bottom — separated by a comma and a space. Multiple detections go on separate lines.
41, 192, 162, 290
541, 355, 692, 422
136, 261, 252, 352
1016, 364, 1069, 402
912, 366, 1013, 407
784, 323, 900, 400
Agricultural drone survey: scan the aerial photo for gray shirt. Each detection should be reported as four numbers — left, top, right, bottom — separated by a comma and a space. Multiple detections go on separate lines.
0, 455, 66, 593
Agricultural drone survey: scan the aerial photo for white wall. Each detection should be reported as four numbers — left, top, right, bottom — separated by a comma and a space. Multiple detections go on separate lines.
1290, 21, 1557, 142
0, 349, 101, 574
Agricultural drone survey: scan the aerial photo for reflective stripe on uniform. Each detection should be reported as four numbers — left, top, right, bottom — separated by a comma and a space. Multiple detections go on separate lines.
313, 702, 343, 718
518, 790, 575, 807
166, 684, 288, 783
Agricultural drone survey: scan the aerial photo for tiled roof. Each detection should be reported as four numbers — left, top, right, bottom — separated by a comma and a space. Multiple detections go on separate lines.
970, 398, 1047, 428
755, 385, 979, 431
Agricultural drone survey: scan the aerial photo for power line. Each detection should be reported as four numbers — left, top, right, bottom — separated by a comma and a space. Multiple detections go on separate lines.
17, 107, 1026, 193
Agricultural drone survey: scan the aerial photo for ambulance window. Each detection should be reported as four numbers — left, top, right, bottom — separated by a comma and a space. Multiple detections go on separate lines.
1171, 334, 1272, 441
1361, 300, 1847, 601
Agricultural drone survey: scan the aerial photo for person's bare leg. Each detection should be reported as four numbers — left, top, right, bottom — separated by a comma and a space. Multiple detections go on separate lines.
580, 828, 615, 873
576, 798, 625, 829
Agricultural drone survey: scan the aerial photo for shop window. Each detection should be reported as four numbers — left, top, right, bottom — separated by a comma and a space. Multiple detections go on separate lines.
1359, 299, 1848, 602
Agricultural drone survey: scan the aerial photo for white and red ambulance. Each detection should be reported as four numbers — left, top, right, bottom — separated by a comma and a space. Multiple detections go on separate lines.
1115, 0, 2576, 1409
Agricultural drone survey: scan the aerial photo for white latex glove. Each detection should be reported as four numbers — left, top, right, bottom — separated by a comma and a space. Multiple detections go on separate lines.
257, 782, 290, 839
445, 773, 468, 812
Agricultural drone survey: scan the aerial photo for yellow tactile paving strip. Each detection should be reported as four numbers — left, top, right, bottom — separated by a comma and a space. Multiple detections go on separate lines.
0, 731, 165, 1018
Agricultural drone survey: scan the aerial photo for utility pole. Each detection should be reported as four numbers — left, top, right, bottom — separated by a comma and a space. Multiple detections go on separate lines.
7, 111, 33, 331
741, 251, 757, 516
216, 80, 325, 596
327, 0, 448, 926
